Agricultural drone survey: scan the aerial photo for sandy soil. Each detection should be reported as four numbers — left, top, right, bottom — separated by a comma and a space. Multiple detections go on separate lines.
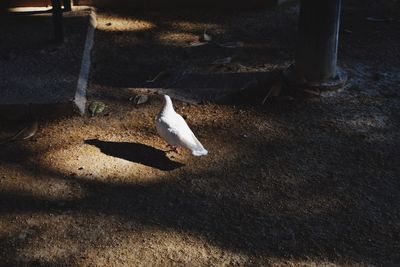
1, 0, 399, 266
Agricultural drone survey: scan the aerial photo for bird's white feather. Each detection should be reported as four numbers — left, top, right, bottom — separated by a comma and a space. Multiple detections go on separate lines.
156, 95, 208, 156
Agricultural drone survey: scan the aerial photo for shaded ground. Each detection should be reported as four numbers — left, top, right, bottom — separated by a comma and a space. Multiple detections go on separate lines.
1, 0, 400, 266
0, 10, 90, 107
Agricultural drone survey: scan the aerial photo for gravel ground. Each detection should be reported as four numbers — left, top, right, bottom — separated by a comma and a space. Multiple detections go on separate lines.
0, 0, 399, 266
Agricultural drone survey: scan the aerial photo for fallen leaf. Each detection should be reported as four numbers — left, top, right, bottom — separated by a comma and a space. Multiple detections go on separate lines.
261, 88, 274, 105
212, 57, 232, 65
16, 121, 38, 140
262, 82, 283, 105
146, 71, 167, 83
89, 101, 106, 116
218, 41, 244, 48
188, 41, 209, 47
131, 94, 149, 106
365, 17, 393, 22
0, 121, 38, 145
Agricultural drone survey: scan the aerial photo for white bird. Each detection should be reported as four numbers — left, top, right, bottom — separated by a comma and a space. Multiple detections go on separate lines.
155, 95, 208, 156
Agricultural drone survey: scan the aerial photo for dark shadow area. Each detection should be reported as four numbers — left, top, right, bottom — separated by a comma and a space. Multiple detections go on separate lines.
0, 14, 88, 105
90, 8, 297, 103
97, 70, 282, 104
85, 139, 184, 171
76, 0, 279, 9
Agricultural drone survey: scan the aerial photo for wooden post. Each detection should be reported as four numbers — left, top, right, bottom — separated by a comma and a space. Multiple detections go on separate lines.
63, 0, 72, 12
51, 0, 64, 43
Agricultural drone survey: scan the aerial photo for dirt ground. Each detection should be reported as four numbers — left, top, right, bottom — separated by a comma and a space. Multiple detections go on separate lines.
1, 0, 400, 266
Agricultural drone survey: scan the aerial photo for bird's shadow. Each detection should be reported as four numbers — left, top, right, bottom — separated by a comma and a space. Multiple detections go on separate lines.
85, 139, 184, 171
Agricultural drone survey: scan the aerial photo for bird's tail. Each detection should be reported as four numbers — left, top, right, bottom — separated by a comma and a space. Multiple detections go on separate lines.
188, 132, 208, 156
192, 148, 208, 156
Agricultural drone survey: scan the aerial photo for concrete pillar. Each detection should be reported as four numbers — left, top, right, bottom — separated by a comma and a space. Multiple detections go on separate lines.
285, 0, 347, 93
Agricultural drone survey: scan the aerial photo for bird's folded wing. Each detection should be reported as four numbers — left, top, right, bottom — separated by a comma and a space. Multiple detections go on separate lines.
166, 115, 203, 150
